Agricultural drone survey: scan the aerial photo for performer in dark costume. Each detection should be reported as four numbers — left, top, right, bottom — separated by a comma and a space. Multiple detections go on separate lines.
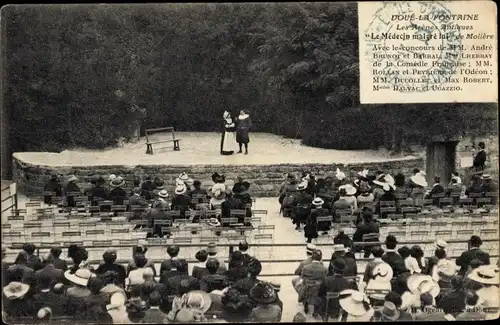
236, 110, 252, 155
221, 110, 237, 155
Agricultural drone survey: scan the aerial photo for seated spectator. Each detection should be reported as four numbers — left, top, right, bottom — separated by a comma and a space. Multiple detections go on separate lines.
160, 245, 181, 275
437, 275, 466, 316
311, 197, 331, 235
293, 244, 315, 291
44, 173, 62, 206
127, 254, 150, 288
384, 291, 413, 321
125, 297, 149, 323
393, 172, 407, 196
200, 259, 228, 293
171, 183, 191, 218
468, 265, 499, 320
426, 176, 445, 205
431, 252, 457, 292
269, 282, 283, 311
456, 291, 486, 320
333, 229, 353, 248
90, 176, 109, 206
94, 249, 126, 286
207, 243, 227, 275
356, 182, 375, 211
427, 244, 447, 276
99, 270, 127, 303
153, 178, 165, 198
414, 292, 446, 320
6, 251, 34, 284
23, 243, 43, 271
147, 190, 171, 237
375, 183, 397, 216
359, 246, 385, 292
35, 254, 63, 287
140, 175, 157, 201
127, 243, 156, 277
2, 281, 34, 317
296, 250, 327, 310
237, 241, 253, 267
221, 190, 245, 224
328, 245, 356, 277
142, 291, 168, 323
64, 175, 81, 208
353, 210, 379, 258
106, 289, 129, 323
166, 259, 200, 295
481, 174, 498, 205
221, 287, 255, 322
192, 250, 210, 280
465, 174, 483, 197
405, 245, 425, 274
233, 180, 252, 207
247, 282, 282, 322
160, 259, 186, 284
382, 235, 407, 277
48, 247, 67, 271
456, 235, 490, 276
209, 183, 227, 210
191, 180, 208, 199
81, 276, 108, 314
127, 187, 149, 220
338, 289, 374, 321
446, 177, 462, 203
463, 258, 486, 290
109, 176, 127, 205
316, 259, 353, 319
292, 181, 313, 230
227, 251, 247, 284
63, 268, 95, 317
232, 258, 262, 295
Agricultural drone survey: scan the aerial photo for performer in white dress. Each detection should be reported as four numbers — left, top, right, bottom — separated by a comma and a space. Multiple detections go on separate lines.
220, 110, 237, 155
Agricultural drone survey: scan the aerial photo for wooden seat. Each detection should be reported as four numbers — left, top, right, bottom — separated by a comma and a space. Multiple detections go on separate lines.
145, 126, 181, 154
379, 201, 396, 207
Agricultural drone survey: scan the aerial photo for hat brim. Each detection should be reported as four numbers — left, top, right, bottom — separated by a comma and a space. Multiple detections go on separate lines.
339, 290, 371, 317
186, 290, 212, 313
410, 176, 428, 187
381, 309, 400, 321
2, 282, 30, 299
407, 274, 440, 297
175, 188, 187, 195
250, 288, 277, 304
68, 176, 78, 182
64, 270, 90, 286
467, 267, 499, 285
110, 180, 125, 187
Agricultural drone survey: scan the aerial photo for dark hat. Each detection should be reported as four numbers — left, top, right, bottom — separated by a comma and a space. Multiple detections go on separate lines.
195, 250, 208, 262
362, 209, 373, 220
247, 258, 262, 276
249, 282, 277, 304
167, 245, 180, 257
22, 243, 36, 254
207, 242, 217, 254
332, 259, 346, 274
238, 241, 249, 252
385, 235, 398, 245
103, 249, 117, 260
469, 235, 483, 247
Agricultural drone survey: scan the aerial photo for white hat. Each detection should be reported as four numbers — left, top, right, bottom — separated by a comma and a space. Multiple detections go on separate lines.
64, 268, 94, 287
410, 174, 428, 187
312, 197, 324, 206
207, 218, 221, 227
106, 292, 127, 311
110, 176, 125, 188
223, 111, 230, 119
339, 184, 357, 196
358, 169, 369, 178
297, 181, 308, 191
175, 184, 187, 195
178, 172, 190, 181
333, 244, 347, 252
2, 282, 29, 299
436, 239, 448, 250
339, 289, 373, 317
435, 259, 457, 278
67, 175, 78, 183
335, 168, 346, 181
158, 189, 169, 198
407, 274, 440, 297
372, 263, 394, 282
451, 175, 462, 184
468, 265, 499, 285
108, 174, 117, 181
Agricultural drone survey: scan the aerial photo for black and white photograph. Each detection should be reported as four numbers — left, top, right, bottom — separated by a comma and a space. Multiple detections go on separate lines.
0, 2, 498, 323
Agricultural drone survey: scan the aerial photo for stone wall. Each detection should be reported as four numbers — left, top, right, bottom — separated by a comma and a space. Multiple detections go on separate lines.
13, 155, 424, 197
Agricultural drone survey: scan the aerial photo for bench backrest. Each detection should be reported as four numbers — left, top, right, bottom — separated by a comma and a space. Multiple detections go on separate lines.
145, 127, 177, 142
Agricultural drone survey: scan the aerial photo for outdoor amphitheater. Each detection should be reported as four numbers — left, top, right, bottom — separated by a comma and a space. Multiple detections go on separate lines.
1, 132, 499, 322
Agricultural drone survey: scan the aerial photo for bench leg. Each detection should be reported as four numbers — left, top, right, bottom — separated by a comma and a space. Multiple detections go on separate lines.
174, 140, 180, 151
146, 144, 153, 155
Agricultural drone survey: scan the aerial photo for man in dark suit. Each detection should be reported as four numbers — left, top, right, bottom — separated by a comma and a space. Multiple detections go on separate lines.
206, 243, 227, 275
316, 259, 353, 319
94, 249, 126, 286
171, 184, 191, 219
381, 235, 406, 277
34, 254, 63, 286
426, 176, 445, 205
297, 250, 327, 309
32, 273, 67, 316
200, 259, 229, 292
237, 241, 253, 267
49, 248, 67, 271
140, 175, 157, 201
23, 243, 43, 271
472, 141, 487, 173
160, 246, 182, 276
221, 191, 245, 224
353, 210, 380, 258
165, 259, 200, 295
127, 187, 149, 221
109, 176, 128, 205
292, 182, 313, 230
90, 176, 109, 206
456, 235, 490, 276
328, 245, 357, 277
6, 251, 34, 283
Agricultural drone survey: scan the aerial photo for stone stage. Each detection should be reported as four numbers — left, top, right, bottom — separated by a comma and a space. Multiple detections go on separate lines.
12, 132, 423, 196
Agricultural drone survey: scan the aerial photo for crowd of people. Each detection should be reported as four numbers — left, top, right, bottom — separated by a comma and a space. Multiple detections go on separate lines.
44, 172, 254, 238
278, 167, 497, 244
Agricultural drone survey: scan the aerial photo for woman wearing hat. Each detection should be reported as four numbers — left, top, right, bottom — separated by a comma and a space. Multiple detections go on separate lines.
247, 282, 282, 322
279, 175, 298, 217
365, 263, 393, 307
409, 172, 428, 201
109, 176, 127, 205
337, 289, 374, 321
291, 181, 314, 230
2, 281, 34, 317
356, 181, 375, 212
221, 110, 237, 155
64, 175, 81, 208
338, 183, 358, 212
470, 266, 499, 320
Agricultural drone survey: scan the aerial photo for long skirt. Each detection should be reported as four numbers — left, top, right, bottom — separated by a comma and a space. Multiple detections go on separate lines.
221, 131, 236, 155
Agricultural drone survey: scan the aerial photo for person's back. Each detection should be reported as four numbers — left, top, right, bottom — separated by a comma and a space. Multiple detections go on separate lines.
94, 250, 126, 286
109, 186, 127, 205
32, 275, 66, 316
201, 259, 228, 292
248, 304, 282, 323
45, 178, 63, 196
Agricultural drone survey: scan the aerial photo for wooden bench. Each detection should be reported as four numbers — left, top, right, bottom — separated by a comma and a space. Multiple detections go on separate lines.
145, 126, 181, 154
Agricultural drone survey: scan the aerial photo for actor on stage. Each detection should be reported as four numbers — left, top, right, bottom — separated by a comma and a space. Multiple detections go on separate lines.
236, 110, 252, 155
221, 110, 237, 155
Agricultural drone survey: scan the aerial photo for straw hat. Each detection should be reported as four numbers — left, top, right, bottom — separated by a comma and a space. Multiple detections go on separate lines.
410, 173, 428, 187
312, 197, 324, 206
67, 175, 78, 183
380, 301, 400, 321
340, 184, 357, 196
371, 263, 394, 282
481, 174, 492, 180
306, 243, 317, 254
468, 265, 499, 285
335, 168, 346, 181
64, 268, 94, 286
339, 289, 373, 317
158, 189, 169, 198
407, 274, 440, 297
108, 174, 117, 181
106, 292, 127, 311
333, 244, 347, 252
175, 184, 187, 195
110, 176, 125, 188
358, 169, 369, 178
185, 290, 212, 313
3, 282, 29, 299
207, 218, 221, 227
436, 239, 448, 250
249, 281, 277, 304
297, 181, 308, 191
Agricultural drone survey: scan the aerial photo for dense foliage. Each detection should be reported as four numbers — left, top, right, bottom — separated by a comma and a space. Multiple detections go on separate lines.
2, 3, 497, 155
